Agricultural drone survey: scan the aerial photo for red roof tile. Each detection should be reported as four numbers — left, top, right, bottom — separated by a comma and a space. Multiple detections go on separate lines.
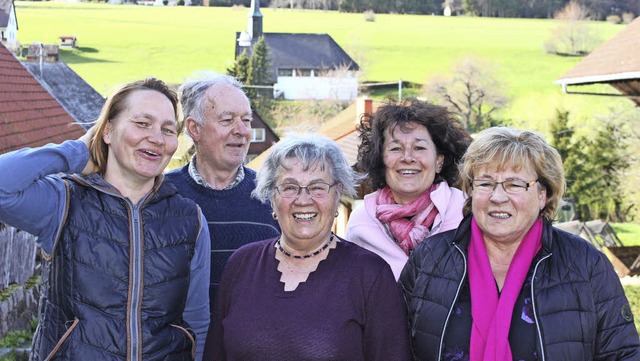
0, 42, 84, 154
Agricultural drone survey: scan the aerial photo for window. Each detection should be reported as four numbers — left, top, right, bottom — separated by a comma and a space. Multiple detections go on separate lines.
251, 128, 266, 142
296, 69, 312, 77
278, 68, 293, 76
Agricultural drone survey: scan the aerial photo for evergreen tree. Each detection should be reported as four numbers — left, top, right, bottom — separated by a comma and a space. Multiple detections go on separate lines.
463, 0, 478, 15
550, 109, 574, 162
246, 36, 272, 93
550, 110, 631, 221
226, 50, 250, 83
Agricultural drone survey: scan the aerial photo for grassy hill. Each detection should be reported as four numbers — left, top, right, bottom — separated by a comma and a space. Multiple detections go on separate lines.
14, 1, 632, 135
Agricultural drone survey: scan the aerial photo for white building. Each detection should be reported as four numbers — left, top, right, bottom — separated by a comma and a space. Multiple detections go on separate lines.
0, 0, 18, 50
234, 0, 359, 101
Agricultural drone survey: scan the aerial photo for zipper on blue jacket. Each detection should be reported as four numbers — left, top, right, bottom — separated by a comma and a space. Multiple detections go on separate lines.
531, 253, 551, 361
128, 202, 143, 361
438, 244, 468, 360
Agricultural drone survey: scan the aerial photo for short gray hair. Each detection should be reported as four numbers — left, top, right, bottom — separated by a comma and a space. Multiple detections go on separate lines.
178, 73, 246, 126
252, 134, 360, 204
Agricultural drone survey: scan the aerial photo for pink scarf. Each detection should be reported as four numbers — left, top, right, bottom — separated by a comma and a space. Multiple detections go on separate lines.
375, 185, 439, 255
468, 217, 543, 361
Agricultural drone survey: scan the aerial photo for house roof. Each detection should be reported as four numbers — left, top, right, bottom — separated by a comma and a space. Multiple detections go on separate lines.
0, 42, 85, 154
555, 16, 640, 104
22, 61, 105, 130
0, 0, 16, 29
246, 99, 380, 171
236, 33, 359, 83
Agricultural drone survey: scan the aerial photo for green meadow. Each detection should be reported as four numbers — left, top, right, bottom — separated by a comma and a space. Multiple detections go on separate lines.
14, 1, 631, 134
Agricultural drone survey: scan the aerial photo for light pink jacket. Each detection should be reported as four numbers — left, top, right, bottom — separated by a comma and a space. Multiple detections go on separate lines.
345, 182, 466, 280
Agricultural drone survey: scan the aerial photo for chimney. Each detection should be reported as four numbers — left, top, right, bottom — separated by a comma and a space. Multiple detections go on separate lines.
356, 97, 373, 125
248, 0, 263, 40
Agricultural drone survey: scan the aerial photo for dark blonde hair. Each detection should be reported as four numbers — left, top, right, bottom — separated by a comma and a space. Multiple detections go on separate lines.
460, 127, 566, 221
88, 78, 178, 174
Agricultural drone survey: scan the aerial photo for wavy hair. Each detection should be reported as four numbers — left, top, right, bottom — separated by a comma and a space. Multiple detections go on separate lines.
356, 98, 471, 189
252, 134, 361, 206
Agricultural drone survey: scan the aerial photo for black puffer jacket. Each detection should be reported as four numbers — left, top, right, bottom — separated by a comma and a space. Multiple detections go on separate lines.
400, 214, 639, 361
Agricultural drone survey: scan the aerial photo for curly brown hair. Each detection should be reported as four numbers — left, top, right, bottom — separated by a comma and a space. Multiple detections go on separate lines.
356, 98, 471, 190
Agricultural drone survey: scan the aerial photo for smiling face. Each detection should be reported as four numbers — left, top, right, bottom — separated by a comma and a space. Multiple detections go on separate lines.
103, 89, 178, 187
471, 163, 546, 247
382, 122, 444, 205
272, 158, 340, 250
188, 84, 252, 173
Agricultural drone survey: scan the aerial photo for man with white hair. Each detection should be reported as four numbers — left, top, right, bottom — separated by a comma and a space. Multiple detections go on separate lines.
166, 74, 280, 314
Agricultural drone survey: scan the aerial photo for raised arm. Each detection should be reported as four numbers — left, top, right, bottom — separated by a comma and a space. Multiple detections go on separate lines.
0, 138, 90, 253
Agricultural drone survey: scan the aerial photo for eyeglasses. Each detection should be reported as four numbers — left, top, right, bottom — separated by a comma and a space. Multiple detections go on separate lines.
472, 179, 539, 194
275, 182, 338, 199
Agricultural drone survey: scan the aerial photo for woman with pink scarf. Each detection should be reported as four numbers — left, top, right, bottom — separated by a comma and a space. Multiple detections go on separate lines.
400, 127, 639, 360
345, 99, 471, 279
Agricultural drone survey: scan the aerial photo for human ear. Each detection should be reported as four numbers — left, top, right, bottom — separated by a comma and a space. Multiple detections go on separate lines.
186, 118, 200, 142
102, 121, 113, 145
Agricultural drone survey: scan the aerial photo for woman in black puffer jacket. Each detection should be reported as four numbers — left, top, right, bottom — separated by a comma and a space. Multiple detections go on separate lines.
400, 127, 639, 361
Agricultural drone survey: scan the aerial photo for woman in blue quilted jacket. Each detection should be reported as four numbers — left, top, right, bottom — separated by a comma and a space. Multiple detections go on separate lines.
400, 126, 639, 361
0, 78, 210, 361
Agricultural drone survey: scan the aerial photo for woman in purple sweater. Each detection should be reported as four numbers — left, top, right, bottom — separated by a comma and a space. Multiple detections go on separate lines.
203, 134, 411, 361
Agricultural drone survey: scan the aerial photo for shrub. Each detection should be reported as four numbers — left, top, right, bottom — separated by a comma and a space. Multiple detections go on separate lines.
363, 10, 375, 22
606, 15, 621, 24
622, 12, 635, 24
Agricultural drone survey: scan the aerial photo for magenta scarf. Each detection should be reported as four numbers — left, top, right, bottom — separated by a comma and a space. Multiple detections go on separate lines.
375, 185, 439, 255
468, 217, 543, 361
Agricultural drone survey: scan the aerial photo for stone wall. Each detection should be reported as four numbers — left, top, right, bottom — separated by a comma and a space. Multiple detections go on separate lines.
0, 224, 37, 289
0, 223, 39, 339
0, 282, 40, 338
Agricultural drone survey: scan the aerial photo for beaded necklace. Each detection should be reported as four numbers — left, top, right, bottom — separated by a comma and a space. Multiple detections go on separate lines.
276, 234, 334, 259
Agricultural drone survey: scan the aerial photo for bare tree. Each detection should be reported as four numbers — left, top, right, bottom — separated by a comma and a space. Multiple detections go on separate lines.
544, 0, 601, 56
422, 56, 508, 132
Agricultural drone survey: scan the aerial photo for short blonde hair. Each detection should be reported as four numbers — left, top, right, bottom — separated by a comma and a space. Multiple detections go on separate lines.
88, 78, 178, 174
460, 127, 565, 221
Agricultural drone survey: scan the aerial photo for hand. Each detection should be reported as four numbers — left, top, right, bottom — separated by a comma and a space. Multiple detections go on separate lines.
79, 125, 99, 175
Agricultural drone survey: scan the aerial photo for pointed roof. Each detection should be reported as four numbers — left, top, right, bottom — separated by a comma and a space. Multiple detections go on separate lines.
22, 61, 106, 130
0, 42, 85, 154
236, 33, 359, 84
0, 0, 16, 29
555, 17, 640, 104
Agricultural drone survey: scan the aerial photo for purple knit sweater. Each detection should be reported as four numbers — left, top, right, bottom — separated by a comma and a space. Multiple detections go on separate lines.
204, 236, 411, 361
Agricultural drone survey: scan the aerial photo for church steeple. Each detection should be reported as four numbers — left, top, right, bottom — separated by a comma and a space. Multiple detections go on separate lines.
248, 0, 263, 40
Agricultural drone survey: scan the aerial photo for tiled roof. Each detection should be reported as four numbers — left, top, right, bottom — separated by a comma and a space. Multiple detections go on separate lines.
22, 61, 105, 130
0, 42, 85, 154
0, 0, 13, 28
556, 17, 640, 86
236, 33, 359, 84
